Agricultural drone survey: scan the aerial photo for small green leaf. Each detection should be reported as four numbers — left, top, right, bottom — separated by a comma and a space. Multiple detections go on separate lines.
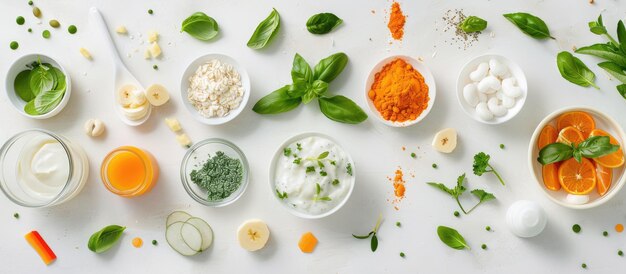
470, 189, 496, 203
537, 142, 574, 165
617, 84, 626, 99
88, 225, 126, 254
577, 136, 620, 158
318, 95, 368, 124
460, 16, 487, 33
306, 13, 343, 34
427, 182, 456, 196
503, 12, 553, 39
14, 70, 34, 102
598, 61, 626, 84
575, 43, 626, 68
311, 80, 329, 96
291, 53, 313, 83
33, 89, 65, 114
181, 12, 219, 41
253, 85, 302, 114
352, 231, 373, 239
313, 52, 348, 83
556, 51, 599, 89
316, 183, 321, 195
589, 15, 607, 35
437, 226, 470, 250
247, 8, 280, 49
29, 65, 54, 96
318, 151, 330, 160
371, 234, 378, 252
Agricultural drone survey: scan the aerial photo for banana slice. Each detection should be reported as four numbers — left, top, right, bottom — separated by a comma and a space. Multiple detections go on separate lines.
146, 84, 170, 106
117, 85, 138, 107
237, 219, 270, 252
129, 90, 147, 108
123, 104, 149, 120
432, 128, 457, 153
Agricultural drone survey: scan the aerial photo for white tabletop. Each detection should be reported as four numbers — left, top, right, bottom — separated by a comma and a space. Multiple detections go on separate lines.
1, 0, 625, 273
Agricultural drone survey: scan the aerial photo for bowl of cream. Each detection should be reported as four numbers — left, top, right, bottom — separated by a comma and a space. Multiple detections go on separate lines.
269, 133, 356, 219
0, 129, 89, 207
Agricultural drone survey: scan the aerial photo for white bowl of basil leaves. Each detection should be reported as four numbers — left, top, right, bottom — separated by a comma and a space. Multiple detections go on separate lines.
5, 54, 71, 119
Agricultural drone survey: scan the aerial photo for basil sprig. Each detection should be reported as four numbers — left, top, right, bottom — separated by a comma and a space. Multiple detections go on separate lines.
306, 13, 343, 34
181, 12, 219, 41
556, 51, 599, 89
460, 16, 487, 33
87, 225, 126, 254
427, 174, 495, 215
437, 226, 470, 250
537, 136, 620, 165
503, 12, 554, 40
253, 52, 368, 124
247, 8, 280, 49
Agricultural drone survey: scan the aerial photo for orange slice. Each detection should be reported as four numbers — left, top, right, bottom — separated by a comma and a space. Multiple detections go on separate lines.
595, 163, 612, 196
556, 126, 585, 146
557, 111, 595, 138
538, 125, 558, 149
589, 129, 625, 168
558, 158, 596, 195
538, 125, 561, 190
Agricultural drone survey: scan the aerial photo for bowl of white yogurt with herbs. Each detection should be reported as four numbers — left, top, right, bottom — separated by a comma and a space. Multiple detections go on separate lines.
270, 133, 356, 219
180, 53, 250, 125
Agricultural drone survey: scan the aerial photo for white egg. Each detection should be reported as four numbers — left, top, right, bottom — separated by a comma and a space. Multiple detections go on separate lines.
469, 62, 489, 82
463, 83, 480, 107
502, 95, 516, 108
487, 97, 508, 117
565, 194, 590, 205
489, 58, 509, 77
476, 102, 494, 120
477, 76, 501, 94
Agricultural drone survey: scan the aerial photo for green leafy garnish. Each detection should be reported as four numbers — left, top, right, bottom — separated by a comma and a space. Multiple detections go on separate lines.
306, 166, 316, 173
276, 189, 288, 199
306, 13, 343, 34
460, 16, 487, 33
503, 12, 554, 39
352, 214, 382, 252
252, 85, 302, 114
312, 183, 331, 201
427, 174, 496, 214
332, 179, 340, 185
437, 226, 470, 250
283, 147, 292, 157
473, 152, 506, 186
537, 136, 620, 165
247, 8, 280, 49
346, 163, 353, 176
297, 143, 302, 150
88, 225, 126, 254
557, 51, 599, 89
293, 158, 302, 165
181, 12, 219, 41
320, 171, 328, 176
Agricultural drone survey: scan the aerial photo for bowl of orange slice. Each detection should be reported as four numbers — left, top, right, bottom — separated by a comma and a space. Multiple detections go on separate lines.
528, 107, 626, 209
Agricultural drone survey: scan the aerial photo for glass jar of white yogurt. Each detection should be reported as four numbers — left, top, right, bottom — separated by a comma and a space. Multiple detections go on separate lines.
0, 129, 89, 207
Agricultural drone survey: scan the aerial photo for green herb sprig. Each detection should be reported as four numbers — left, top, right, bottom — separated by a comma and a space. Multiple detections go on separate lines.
312, 183, 331, 202
88, 225, 126, 254
253, 53, 367, 124
537, 135, 619, 165
473, 152, 505, 186
427, 174, 496, 215
437, 226, 470, 250
352, 214, 382, 252
276, 189, 288, 199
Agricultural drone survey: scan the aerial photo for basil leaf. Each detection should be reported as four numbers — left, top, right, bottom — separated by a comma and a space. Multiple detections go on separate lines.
470, 189, 496, 203
427, 182, 456, 196
598, 61, 626, 84
24, 100, 38, 115
618, 84, 626, 99
318, 151, 329, 159
352, 231, 373, 239
253, 85, 302, 114
618, 20, 626, 46
537, 142, 574, 165
573, 149, 583, 163
575, 43, 626, 68
318, 95, 368, 124
306, 13, 343, 34
578, 136, 620, 158
29, 65, 55, 96
291, 53, 313, 83
247, 8, 280, 49
181, 12, 219, 41
14, 70, 34, 102
589, 15, 607, 35
288, 80, 310, 98
437, 226, 470, 250
556, 51, 599, 89
34, 89, 65, 114
460, 16, 487, 33
503, 13, 553, 39
311, 80, 328, 96
313, 52, 348, 83
370, 234, 378, 252
88, 225, 126, 254
50, 67, 66, 92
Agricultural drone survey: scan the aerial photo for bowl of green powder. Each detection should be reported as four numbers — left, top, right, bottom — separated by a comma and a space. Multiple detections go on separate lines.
180, 138, 249, 207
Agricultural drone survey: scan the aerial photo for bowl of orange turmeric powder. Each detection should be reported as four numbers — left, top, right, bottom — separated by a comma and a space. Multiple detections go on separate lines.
365, 56, 436, 127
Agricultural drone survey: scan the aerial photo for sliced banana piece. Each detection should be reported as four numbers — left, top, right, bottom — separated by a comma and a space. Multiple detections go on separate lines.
432, 128, 457, 153
118, 84, 139, 107
146, 84, 170, 106
84, 119, 105, 137
129, 90, 147, 108
237, 219, 270, 252
123, 103, 149, 120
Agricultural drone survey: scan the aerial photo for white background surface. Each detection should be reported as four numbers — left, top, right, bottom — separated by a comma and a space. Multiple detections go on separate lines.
1, 0, 626, 273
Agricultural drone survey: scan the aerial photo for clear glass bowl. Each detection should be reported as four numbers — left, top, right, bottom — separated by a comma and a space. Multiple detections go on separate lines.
180, 138, 249, 207
0, 129, 89, 207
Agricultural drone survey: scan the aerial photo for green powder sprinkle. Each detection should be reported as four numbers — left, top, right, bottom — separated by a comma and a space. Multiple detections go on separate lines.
190, 151, 243, 201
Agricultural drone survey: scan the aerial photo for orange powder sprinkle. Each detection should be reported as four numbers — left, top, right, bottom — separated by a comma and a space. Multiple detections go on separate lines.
368, 59, 430, 122
387, 2, 406, 40
132, 237, 143, 248
390, 169, 406, 209
616, 224, 624, 233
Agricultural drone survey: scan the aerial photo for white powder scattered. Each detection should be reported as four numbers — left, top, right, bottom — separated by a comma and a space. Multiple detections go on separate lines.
187, 59, 244, 118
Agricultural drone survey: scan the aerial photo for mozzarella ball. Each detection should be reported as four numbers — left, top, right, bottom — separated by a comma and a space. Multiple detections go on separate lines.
477, 76, 501, 94
502, 95, 516, 109
476, 102, 494, 121
463, 83, 480, 107
489, 59, 508, 77
470, 62, 489, 82
487, 97, 508, 117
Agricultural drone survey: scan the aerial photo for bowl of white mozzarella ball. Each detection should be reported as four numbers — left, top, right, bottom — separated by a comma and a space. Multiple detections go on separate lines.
456, 54, 527, 124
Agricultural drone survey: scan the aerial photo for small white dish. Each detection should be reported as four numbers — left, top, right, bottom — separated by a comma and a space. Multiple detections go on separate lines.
5, 53, 71, 119
180, 53, 251, 125
528, 106, 626, 209
456, 54, 527, 125
269, 132, 356, 219
364, 55, 436, 127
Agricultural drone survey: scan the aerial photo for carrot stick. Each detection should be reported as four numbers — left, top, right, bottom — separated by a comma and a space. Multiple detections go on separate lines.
25, 231, 57, 265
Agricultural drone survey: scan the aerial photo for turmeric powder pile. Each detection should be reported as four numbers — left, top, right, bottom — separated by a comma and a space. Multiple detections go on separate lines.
368, 59, 430, 122
388, 2, 406, 40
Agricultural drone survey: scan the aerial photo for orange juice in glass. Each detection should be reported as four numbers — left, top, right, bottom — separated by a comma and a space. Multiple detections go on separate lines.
100, 146, 159, 197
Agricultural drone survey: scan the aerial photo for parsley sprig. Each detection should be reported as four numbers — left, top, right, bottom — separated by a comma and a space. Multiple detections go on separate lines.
427, 174, 496, 214
473, 152, 505, 186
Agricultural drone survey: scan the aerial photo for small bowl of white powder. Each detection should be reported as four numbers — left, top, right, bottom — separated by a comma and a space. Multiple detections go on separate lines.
181, 54, 251, 125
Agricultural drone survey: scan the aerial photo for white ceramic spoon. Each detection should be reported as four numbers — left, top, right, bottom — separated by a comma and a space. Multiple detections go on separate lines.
89, 7, 151, 126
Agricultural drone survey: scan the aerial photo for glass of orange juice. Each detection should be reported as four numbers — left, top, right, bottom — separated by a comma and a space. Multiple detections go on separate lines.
100, 146, 159, 197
